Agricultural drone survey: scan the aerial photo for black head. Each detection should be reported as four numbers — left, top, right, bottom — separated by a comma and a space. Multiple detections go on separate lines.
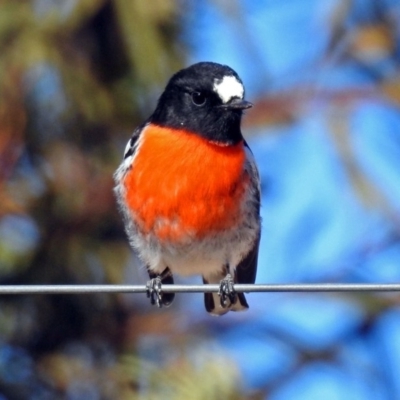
150, 62, 252, 145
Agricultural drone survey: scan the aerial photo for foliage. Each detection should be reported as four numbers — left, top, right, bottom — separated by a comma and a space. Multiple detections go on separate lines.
0, 0, 194, 398
2, 0, 400, 398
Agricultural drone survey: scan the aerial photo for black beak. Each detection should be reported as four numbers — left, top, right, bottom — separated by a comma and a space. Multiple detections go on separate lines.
220, 98, 253, 110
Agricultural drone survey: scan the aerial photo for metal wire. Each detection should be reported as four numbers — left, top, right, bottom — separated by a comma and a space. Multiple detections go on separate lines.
0, 283, 400, 295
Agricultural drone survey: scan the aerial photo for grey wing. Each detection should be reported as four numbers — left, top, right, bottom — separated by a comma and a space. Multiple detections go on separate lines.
235, 233, 260, 284
114, 122, 148, 185
113, 122, 149, 204
123, 121, 148, 160
235, 141, 261, 284
244, 140, 261, 205
113, 122, 149, 251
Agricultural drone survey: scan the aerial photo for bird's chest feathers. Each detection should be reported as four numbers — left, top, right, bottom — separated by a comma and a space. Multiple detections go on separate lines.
123, 125, 248, 241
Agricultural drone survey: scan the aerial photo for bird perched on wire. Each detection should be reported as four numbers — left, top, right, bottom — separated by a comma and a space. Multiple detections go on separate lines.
114, 62, 261, 315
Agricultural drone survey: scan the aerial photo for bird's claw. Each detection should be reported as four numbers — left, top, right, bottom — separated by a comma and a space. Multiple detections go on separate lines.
218, 273, 237, 308
146, 276, 163, 307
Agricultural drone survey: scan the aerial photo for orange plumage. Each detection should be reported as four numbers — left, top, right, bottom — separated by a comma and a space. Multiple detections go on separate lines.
123, 124, 249, 242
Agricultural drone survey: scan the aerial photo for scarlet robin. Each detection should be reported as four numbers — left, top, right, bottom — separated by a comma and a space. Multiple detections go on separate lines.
114, 62, 261, 315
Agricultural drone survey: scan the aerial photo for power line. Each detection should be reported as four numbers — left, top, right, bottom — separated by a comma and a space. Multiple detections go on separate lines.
0, 283, 399, 295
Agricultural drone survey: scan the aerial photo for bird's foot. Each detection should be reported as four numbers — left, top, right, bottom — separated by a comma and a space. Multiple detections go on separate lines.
146, 267, 175, 308
218, 273, 237, 308
146, 276, 163, 307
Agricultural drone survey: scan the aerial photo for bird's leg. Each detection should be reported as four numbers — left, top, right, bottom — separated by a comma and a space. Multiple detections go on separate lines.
218, 266, 238, 308
146, 267, 175, 308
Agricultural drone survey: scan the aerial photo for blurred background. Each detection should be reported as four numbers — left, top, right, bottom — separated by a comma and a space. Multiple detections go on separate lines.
1, 0, 400, 398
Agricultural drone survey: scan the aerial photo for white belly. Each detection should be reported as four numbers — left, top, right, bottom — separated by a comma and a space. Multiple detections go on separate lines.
131, 208, 259, 281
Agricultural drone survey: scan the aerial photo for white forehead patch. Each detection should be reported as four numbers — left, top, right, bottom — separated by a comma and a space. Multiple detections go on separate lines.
213, 75, 244, 104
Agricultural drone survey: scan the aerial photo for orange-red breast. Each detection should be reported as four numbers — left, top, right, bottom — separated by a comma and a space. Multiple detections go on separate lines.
114, 62, 261, 315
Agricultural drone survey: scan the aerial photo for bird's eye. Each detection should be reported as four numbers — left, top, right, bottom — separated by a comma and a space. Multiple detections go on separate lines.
191, 91, 206, 106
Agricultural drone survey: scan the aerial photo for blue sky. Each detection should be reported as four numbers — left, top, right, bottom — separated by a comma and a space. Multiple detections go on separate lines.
181, 1, 400, 398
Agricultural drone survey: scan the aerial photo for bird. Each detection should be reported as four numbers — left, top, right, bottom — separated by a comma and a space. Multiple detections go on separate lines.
114, 62, 261, 315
